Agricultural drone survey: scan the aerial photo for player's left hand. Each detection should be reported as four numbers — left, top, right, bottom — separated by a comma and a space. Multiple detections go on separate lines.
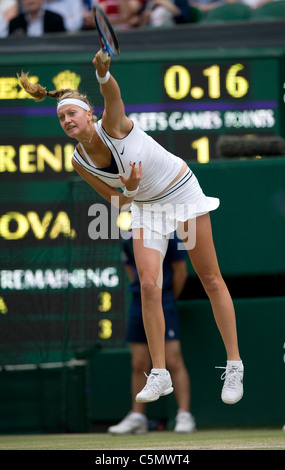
119, 161, 142, 191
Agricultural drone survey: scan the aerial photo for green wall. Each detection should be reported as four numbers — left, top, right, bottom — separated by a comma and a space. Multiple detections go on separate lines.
0, 42, 284, 432
88, 297, 285, 429
0, 158, 284, 433
188, 157, 285, 276
1, 295, 283, 432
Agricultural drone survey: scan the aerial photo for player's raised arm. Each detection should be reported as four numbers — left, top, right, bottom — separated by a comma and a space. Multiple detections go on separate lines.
92, 51, 132, 138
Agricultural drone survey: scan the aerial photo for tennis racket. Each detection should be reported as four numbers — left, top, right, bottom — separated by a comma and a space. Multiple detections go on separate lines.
93, 6, 120, 63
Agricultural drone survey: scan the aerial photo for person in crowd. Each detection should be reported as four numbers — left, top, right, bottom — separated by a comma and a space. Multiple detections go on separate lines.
82, 0, 96, 28
83, 0, 147, 30
0, 0, 18, 37
108, 226, 196, 434
141, 0, 190, 27
43, 0, 84, 31
188, 0, 224, 13
225, 0, 275, 9
9, 0, 66, 36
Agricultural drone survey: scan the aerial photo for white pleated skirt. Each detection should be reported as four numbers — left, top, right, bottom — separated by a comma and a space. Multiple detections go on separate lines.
130, 167, 220, 256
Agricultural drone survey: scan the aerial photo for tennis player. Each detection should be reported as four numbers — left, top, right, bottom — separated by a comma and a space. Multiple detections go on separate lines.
18, 51, 244, 405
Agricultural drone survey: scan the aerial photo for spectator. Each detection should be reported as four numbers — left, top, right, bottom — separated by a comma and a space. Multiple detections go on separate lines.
142, 0, 190, 27
9, 0, 66, 36
108, 226, 196, 435
43, 0, 84, 31
226, 0, 274, 9
88, 0, 147, 30
188, 0, 224, 13
82, 0, 96, 28
0, 0, 19, 37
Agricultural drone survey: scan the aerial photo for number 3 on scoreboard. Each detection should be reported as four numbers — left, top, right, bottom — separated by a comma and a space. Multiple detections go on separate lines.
98, 291, 112, 312
98, 319, 112, 339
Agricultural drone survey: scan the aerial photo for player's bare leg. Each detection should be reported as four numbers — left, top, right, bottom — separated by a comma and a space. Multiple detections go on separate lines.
180, 213, 244, 404
132, 229, 173, 403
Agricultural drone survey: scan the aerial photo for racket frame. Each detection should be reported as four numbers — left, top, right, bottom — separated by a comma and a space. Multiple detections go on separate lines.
93, 6, 120, 62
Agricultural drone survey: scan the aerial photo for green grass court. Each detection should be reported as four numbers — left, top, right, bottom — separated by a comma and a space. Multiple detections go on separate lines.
0, 429, 283, 450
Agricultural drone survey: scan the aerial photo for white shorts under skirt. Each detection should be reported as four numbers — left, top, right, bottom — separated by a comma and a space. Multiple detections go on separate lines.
130, 167, 220, 256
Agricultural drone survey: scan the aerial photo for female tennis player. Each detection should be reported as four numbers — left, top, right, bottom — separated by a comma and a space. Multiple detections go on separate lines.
18, 51, 244, 405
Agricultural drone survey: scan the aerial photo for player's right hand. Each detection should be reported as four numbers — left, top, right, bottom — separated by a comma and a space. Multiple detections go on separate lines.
92, 50, 111, 77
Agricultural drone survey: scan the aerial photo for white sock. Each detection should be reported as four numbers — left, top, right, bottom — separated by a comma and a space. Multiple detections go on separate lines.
177, 410, 191, 417
131, 412, 146, 421
227, 360, 243, 369
151, 368, 168, 374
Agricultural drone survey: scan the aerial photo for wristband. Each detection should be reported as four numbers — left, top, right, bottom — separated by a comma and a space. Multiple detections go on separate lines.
123, 187, 139, 198
96, 70, 110, 84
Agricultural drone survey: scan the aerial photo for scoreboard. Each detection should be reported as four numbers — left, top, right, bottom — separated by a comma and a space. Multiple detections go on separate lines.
123, 51, 284, 163
0, 47, 284, 179
0, 178, 127, 365
0, 46, 284, 365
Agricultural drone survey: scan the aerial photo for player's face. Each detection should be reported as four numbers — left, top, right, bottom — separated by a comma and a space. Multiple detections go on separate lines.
57, 105, 90, 139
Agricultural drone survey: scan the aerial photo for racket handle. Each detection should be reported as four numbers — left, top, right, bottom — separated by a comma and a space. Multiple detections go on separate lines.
100, 50, 109, 63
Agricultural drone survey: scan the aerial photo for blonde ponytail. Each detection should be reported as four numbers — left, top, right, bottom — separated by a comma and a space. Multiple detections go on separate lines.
17, 71, 97, 122
17, 71, 50, 101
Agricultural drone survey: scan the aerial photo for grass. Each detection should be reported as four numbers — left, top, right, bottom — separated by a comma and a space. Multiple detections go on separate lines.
0, 428, 284, 450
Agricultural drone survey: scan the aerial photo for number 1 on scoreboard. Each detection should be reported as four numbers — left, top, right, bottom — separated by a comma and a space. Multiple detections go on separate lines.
192, 137, 210, 164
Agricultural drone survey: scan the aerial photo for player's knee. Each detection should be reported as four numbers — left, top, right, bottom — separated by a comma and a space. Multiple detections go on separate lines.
140, 276, 159, 299
200, 272, 223, 294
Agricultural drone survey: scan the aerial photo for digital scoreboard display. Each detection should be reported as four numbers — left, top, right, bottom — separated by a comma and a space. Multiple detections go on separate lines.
0, 179, 127, 365
126, 57, 283, 163
0, 47, 284, 365
0, 49, 284, 180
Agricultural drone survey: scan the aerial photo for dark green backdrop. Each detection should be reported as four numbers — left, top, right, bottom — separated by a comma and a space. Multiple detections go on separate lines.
0, 45, 284, 432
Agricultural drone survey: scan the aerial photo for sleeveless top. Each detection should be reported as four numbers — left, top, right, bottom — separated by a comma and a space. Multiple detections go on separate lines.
72, 119, 183, 201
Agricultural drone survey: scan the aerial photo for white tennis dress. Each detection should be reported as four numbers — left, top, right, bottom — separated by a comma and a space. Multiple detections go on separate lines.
73, 120, 219, 255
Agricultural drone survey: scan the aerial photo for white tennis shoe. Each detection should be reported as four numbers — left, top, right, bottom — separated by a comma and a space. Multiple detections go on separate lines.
107, 412, 148, 435
174, 411, 196, 433
217, 361, 244, 404
136, 369, 173, 403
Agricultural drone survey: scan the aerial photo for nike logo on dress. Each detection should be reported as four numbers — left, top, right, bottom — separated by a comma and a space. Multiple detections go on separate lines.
120, 147, 125, 155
